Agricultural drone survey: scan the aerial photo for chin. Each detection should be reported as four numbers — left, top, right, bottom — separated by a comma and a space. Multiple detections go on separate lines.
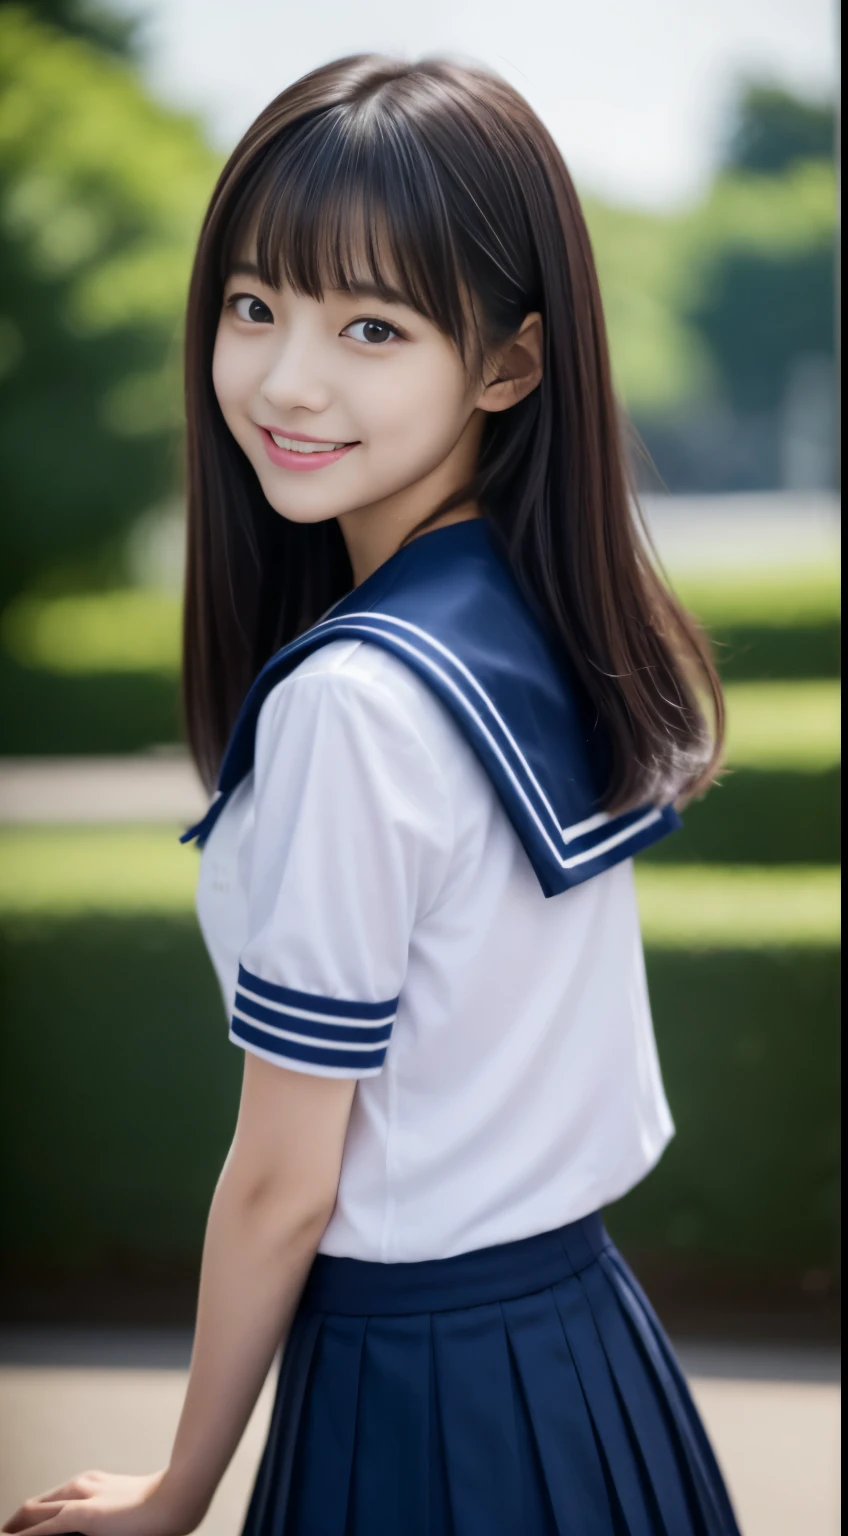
247, 470, 341, 526
265, 496, 344, 527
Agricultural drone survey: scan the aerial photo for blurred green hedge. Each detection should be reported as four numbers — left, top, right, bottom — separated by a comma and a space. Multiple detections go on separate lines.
606, 945, 840, 1267
0, 657, 181, 755
677, 565, 840, 681
0, 911, 838, 1270
709, 619, 840, 681
0, 914, 234, 1260
646, 766, 840, 865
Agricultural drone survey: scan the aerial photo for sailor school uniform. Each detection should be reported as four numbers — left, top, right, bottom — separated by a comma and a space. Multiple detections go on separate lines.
184, 518, 741, 1535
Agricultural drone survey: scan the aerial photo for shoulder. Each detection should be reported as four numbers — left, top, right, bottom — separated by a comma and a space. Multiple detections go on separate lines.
256, 637, 469, 772
251, 640, 474, 848
247, 639, 459, 901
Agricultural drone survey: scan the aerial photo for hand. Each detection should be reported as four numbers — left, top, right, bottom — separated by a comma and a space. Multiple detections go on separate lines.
1, 1469, 197, 1536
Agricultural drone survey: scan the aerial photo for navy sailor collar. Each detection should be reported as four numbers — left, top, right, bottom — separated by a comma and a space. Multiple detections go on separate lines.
180, 518, 680, 897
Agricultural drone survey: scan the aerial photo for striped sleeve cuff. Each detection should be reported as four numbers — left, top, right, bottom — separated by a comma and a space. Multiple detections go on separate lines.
230, 965, 399, 1078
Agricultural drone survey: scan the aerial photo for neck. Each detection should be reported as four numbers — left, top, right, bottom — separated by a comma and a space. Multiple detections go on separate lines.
343, 502, 483, 585
336, 415, 485, 585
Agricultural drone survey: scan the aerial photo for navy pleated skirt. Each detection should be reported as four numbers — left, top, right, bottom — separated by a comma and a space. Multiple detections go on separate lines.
241, 1212, 741, 1535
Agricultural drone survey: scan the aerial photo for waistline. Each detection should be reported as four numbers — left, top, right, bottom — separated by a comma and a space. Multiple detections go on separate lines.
300, 1211, 611, 1316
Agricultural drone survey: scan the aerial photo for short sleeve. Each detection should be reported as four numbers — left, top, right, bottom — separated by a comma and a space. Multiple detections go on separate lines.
229, 655, 454, 1078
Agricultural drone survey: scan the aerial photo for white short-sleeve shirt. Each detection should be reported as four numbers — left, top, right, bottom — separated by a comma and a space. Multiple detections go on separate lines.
195, 638, 674, 1262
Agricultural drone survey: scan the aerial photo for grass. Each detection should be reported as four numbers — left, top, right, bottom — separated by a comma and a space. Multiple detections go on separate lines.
635, 864, 840, 948
1, 589, 182, 676
674, 563, 840, 626
0, 825, 197, 914
723, 680, 840, 769
0, 825, 839, 946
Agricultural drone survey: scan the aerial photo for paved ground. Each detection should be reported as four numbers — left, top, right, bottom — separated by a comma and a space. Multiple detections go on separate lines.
639, 489, 840, 570
0, 1332, 839, 1535
0, 752, 207, 824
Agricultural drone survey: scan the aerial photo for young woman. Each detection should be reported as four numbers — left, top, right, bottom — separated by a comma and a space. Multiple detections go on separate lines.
5, 53, 740, 1536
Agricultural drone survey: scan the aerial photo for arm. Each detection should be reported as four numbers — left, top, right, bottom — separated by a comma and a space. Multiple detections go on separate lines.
3, 1053, 355, 1536
160, 1052, 356, 1528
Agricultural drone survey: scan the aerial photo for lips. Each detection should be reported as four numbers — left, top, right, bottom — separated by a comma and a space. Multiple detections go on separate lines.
258, 426, 358, 472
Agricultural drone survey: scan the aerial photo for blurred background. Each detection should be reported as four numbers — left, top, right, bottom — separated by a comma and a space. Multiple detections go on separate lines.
0, 1, 840, 1531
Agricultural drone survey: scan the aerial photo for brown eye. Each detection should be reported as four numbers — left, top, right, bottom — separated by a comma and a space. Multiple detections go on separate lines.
344, 319, 399, 344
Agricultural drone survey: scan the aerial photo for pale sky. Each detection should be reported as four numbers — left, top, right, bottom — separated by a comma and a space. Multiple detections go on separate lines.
111, 0, 837, 208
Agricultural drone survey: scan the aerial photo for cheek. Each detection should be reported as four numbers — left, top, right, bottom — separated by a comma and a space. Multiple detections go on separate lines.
211, 328, 254, 425
364, 349, 472, 447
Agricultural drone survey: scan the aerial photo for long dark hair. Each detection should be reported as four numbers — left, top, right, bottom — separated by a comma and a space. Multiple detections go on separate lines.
183, 53, 723, 806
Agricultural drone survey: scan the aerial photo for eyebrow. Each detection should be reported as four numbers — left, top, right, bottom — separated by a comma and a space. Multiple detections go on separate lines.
226, 262, 413, 309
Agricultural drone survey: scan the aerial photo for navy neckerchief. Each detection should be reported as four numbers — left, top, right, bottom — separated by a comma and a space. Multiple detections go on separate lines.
180, 518, 680, 896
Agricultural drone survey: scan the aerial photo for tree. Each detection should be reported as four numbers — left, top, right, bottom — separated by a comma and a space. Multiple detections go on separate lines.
686, 84, 837, 424
0, 7, 219, 609
724, 83, 836, 176
14, 0, 138, 54
688, 240, 834, 416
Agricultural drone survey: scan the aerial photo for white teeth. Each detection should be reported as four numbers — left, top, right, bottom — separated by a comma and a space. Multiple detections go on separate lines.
270, 433, 348, 453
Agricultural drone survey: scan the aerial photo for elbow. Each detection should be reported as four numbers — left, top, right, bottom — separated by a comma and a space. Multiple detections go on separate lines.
287, 1188, 338, 1247
230, 1167, 338, 1251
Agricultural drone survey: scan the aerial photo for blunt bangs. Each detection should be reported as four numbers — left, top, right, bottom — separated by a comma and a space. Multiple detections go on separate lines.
220, 100, 482, 367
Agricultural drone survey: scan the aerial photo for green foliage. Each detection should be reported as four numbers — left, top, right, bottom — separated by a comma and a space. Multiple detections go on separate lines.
687, 242, 834, 413
19, 0, 139, 56
689, 159, 836, 256
606, 946, 840, 1267
681, 562, 841, 682
658, 151, 837, 486
0, 913, 238, 1260
646, 767, 840, 867
707, 621, 840, 683
583, 197, 711, 415
584, 157, 836, 418
723, 83, 836, 176
0, 9, 219, 606
0, 656, 181, 753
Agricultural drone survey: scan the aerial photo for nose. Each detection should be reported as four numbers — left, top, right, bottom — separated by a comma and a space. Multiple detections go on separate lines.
259, 326, 333, 416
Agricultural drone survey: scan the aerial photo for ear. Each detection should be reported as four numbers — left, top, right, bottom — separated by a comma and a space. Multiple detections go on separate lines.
475, 312, 543, 413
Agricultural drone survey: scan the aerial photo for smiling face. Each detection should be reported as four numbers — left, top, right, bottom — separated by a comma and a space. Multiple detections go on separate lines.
212, 252, 490, 546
